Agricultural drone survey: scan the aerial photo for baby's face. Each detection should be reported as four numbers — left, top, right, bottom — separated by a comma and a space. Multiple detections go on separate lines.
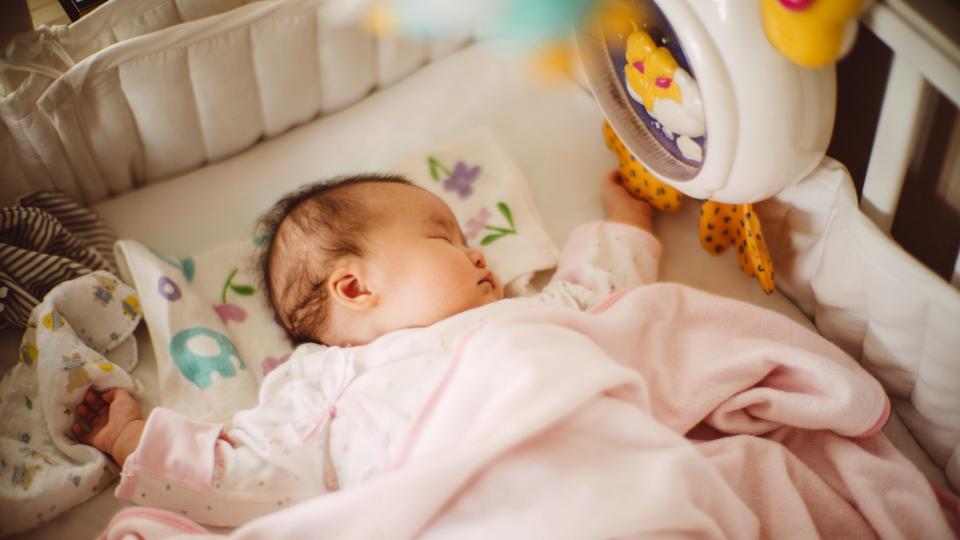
363, 184, 504, 332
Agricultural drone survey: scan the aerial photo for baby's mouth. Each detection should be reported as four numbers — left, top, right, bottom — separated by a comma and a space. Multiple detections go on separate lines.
478, 272, 495, 289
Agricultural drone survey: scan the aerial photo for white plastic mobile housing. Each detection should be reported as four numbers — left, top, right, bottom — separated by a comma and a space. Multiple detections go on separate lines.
579, 0, 837, 203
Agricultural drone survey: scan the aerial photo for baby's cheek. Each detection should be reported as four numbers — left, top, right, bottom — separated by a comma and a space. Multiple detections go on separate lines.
431, 276, 473, 313
403, 277, 458, 321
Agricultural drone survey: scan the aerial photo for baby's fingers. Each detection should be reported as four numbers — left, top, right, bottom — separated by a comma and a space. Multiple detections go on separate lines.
90, 411, 108, 432
71, 415, 92, 442
85, 390, 107, 411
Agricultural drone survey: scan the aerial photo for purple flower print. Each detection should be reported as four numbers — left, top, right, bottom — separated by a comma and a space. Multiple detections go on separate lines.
464, 207, 493, 241
427, 156, 482, 200
442, 161, 482, 199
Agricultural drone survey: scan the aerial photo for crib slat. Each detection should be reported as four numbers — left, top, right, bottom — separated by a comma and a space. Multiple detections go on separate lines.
860, 55, 930, 233
954, 250, 960, 289
863, 2, 960, 108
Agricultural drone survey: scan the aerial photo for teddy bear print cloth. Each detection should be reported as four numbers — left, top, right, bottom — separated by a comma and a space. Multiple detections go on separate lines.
0, 271, 142, 536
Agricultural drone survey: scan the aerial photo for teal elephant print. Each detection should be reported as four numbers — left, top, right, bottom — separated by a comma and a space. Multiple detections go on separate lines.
169, 327, 245, 389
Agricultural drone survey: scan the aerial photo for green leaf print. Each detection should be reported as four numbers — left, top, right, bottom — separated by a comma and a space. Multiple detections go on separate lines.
222, 268, 256, 303
230, 284, 255, 296
427, 156, 453, 182
480, 234, 504, 246
497, 202, 515, 229
477, 201, 519, 245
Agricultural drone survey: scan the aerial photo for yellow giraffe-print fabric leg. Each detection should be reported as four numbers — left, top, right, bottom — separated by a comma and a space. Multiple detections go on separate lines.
699, 201, 775, 294
603, 122, 684, 212
602, 121, 775, 294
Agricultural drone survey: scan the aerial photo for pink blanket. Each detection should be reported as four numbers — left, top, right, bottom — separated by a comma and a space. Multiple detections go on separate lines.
100, 284, 955, 539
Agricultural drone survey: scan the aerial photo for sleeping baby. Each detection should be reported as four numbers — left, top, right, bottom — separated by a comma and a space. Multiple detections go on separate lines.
72, 172, 662, 523
73, 174, 956, 537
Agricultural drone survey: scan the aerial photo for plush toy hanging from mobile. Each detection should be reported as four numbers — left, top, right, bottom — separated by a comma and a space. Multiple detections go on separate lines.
577, 0, 869, 294
599, 17, 774, 292
338, 0, 867, 293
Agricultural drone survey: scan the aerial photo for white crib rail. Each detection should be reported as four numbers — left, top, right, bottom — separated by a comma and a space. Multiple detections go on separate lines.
859, 0, 960, 287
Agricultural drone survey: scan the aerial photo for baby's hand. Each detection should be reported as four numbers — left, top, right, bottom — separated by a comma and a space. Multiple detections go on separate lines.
72, 389, 144, 464
602, 171, 654, 231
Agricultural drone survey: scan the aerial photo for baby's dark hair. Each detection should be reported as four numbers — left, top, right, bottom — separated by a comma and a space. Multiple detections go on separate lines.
257, 174, 413, 344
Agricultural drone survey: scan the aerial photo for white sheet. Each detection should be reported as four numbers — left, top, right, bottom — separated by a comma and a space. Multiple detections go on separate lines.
3, 41, 946, 539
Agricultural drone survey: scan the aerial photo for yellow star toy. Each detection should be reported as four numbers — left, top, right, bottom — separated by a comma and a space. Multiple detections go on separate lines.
603, 122, 775, 294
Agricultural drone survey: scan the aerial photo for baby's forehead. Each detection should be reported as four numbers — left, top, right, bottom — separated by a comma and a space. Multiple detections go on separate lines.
278, 181, 455, 240
367, 183, 455, 222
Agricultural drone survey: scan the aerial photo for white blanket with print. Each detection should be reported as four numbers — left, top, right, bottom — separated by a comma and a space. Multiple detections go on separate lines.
0, 271, 141, 536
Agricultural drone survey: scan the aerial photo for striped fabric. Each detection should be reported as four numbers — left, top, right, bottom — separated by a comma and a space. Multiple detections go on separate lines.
0, 191, 117, 329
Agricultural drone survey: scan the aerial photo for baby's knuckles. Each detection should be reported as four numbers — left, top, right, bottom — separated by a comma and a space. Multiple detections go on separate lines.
88, 389, 143, 456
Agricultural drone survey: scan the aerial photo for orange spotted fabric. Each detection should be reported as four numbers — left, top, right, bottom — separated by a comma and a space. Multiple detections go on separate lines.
699, 201, 775, 294
602, 122, 775, 294
603, 122, 684, 212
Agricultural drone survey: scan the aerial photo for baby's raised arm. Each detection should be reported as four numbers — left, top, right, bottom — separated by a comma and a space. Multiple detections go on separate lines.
72, 389, 145, 466
540, 171, 662, 310
601, 172, 654, 232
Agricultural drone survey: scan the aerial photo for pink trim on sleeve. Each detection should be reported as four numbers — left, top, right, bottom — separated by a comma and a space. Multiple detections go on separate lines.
97, 507, 208, 540
855, 398, 891, 438
932, 482, 960, 517
116, 407, 224, 499
588, 288, 637, 314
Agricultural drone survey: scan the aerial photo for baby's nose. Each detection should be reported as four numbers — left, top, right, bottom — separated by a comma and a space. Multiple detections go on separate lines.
469, 251, 486, 268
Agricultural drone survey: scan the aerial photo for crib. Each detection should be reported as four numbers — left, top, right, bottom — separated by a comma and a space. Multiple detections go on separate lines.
1, 0, 958, 537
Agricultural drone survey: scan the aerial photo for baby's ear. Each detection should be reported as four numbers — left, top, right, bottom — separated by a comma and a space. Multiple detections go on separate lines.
327, 264, 377, 311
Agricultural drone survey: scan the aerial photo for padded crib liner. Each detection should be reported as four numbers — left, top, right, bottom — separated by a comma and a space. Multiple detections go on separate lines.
1, 0, 468, 205
760, 161, 960, 489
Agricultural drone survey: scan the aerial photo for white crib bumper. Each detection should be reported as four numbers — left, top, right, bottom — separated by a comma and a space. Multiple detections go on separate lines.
759, 157, 960, 490
2, 0, 468, 205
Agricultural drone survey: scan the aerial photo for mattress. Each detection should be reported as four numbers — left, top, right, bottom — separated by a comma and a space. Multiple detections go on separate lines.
3, 41, 946, 539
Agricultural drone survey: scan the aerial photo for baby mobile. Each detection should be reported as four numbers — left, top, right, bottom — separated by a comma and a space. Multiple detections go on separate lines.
340, 0, 869, 294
